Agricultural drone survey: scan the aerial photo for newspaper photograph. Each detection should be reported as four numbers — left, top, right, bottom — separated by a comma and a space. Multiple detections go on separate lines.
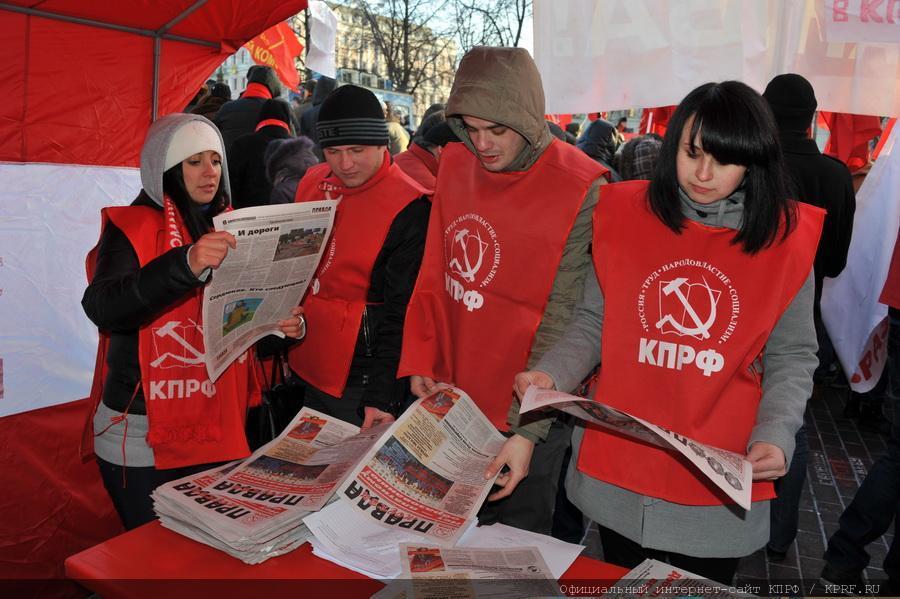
520, 386, 753, 510
210, 406, 389, 512
600, 558, 756, 598
371, 543, 558, 599
202, 200, 338, 380
335, 387, 507, 543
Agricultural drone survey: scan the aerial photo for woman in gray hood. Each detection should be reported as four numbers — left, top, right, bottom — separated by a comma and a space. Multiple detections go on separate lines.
82, 113, 304, 529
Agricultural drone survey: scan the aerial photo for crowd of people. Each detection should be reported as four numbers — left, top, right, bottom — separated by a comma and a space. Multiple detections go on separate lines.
81, 47, 899, 592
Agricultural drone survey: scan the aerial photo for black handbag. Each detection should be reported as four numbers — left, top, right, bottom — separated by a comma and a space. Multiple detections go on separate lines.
245, 351, 305, 451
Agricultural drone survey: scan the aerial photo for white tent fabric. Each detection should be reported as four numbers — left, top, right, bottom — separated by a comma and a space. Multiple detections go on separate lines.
0, 163, 138, 417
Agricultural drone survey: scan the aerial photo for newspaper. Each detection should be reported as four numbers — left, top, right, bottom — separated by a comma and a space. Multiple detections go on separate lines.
152, 461, 313, 564
208, 407, 388, 512
152, 406, 364, 564
334, 387, 508, 543
373, 544, 559, 599
600, 558, 757, 598
202, 200, 338, 381
520, 386, 753, 510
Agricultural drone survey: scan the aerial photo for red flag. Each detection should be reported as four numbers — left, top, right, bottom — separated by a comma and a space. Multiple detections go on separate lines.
821, 112, 882, 173
639, 106, 676, 137
244, 22, 304, 90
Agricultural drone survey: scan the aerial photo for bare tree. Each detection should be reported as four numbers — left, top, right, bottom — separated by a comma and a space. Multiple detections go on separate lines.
353, 0, 457, 98
453, 0, 532, 51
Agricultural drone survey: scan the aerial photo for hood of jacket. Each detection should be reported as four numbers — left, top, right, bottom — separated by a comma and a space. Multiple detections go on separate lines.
445, 46, 551, 172
139, 113, 231, 207
576, 119, 620, 165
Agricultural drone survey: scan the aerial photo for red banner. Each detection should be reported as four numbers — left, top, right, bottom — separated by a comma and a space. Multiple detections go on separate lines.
245, 22, 304, 90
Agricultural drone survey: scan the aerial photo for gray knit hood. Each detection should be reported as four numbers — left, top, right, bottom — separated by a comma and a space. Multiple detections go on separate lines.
139, 113, 231, 207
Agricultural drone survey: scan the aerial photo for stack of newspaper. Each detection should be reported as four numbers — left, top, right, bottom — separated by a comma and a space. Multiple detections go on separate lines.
152, 406, 387, 564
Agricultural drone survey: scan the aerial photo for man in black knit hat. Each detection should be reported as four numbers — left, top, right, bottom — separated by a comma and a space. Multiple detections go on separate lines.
762, 73, 856, 563
287, 85, 431, 429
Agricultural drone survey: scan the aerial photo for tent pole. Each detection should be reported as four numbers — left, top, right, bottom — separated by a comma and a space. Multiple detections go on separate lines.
159, 0, 208, 34
0, 3, 218, 48
152, 37, 161, 122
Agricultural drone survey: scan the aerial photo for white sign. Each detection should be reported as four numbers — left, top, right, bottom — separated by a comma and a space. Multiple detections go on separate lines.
534, 0, 900, 117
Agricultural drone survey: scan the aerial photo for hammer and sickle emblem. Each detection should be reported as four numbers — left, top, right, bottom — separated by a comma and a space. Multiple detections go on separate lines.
655, 277, 718, 339
448, 228, 487, 283
150, 320, 205, 367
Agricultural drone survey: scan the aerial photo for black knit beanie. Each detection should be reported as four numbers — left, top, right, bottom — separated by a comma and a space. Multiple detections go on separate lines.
316, 85, 389, 148
763, 73, 817, 133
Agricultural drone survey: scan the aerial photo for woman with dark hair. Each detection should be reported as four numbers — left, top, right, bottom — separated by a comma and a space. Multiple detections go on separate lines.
81, 113, 304, 530
494, 81, 824, 583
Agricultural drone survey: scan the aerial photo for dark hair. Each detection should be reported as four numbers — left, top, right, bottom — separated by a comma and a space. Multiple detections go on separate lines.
648, 80, 794, 254
162, 163, 228, 242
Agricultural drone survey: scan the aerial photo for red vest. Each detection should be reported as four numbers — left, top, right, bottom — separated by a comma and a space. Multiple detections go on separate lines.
398, 140, 606, 428
578, 180, 824, 505
84, 204, 258, 470
288, 153, 426, 397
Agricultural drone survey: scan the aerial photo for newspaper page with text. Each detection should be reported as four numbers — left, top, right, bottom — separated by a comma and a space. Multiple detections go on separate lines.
203, 200, 337, 380
599, 558, 757, 598
372, 543, 559, 599
333, 387, 507, 544
520, 386, 752, 510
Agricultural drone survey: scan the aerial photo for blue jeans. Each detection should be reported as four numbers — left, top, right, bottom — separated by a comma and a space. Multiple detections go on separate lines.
768, 425, 810, 553
824, 309, 900, 584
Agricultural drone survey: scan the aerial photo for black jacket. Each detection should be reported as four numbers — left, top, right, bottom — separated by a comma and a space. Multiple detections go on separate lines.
214, 97, 268, 155
228, 125, 292, 209
341, 197, 431, 414
780, 133, 856, 283
81, 196, 206, 415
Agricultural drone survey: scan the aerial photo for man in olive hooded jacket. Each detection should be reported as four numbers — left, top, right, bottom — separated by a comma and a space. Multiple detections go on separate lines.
399, 46, 607, 534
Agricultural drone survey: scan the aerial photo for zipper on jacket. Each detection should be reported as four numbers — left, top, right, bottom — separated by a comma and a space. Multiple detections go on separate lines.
362, 306, 373, 357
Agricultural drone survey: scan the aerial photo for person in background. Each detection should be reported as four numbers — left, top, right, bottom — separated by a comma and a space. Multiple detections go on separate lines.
385, 101, 410, 156
399, 46, 608, 536
506, 81, 823, 584
291, 80, 316, 131
299, 76, 338, 154
822, 233, 900, 595
288, 85, 431, 429
762, 72, 856, 563
614, 134, 663, 181
214, 65, 283, 155
393, 111, 457, 192
576, 119, 622, 182
265, 136, 319, 204
228, 99, 294, 210
191, 83, 232, 121
81, 113, 304, 530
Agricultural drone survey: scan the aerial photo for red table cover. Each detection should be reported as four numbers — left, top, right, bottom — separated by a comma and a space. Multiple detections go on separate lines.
65, 521, 628, 598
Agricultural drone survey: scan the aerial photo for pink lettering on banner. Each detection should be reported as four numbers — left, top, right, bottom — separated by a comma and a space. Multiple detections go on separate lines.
849, 318, 890, 390
834, 0, 850, 21
889, 0, 900, 23
861, 0, 886, 22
